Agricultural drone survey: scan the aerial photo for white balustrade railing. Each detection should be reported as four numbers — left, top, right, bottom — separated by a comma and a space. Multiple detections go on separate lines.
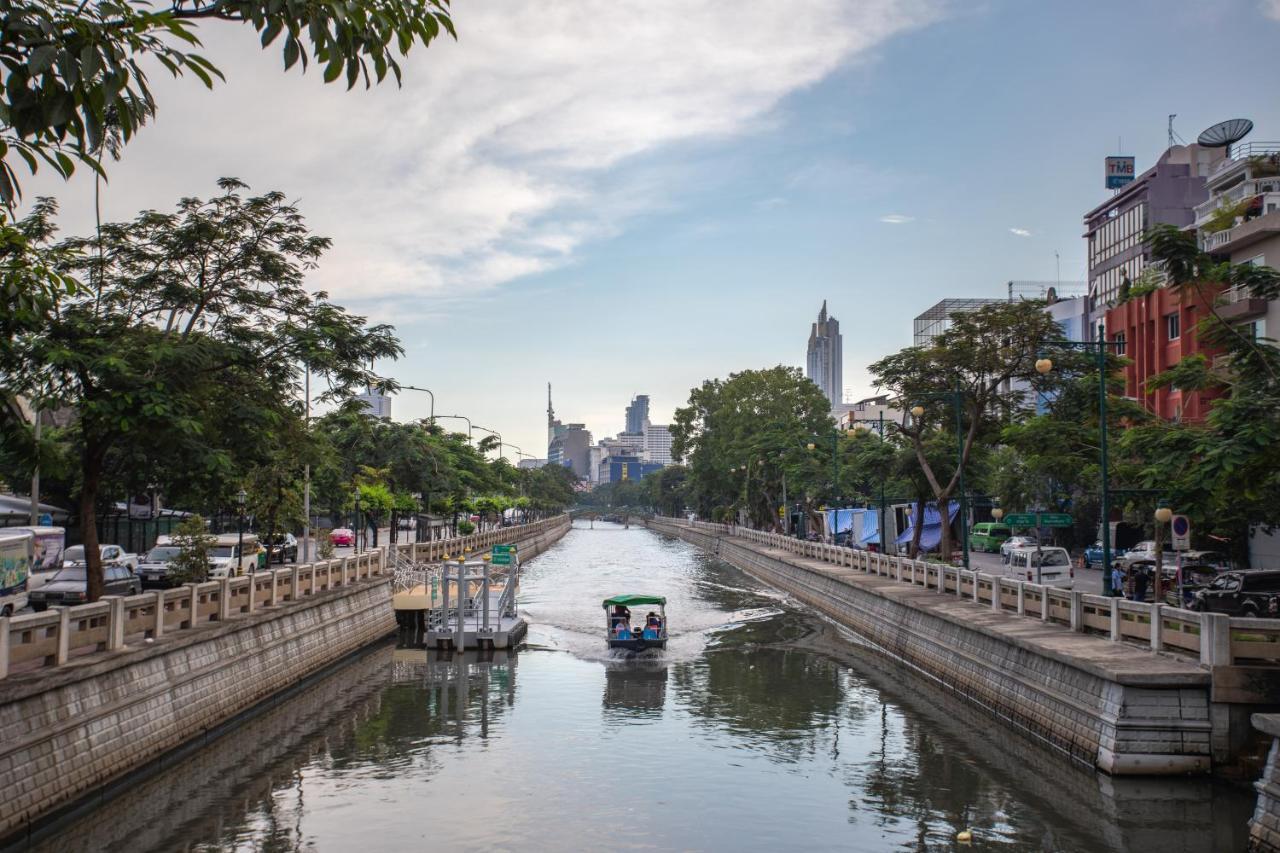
649, 516, 1278, 668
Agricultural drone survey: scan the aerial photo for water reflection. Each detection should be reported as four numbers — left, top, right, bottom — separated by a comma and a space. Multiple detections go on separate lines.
27, 523, 1256, 852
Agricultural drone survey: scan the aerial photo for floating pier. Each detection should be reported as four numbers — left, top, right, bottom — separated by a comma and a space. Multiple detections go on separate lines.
392, 545, 526, 650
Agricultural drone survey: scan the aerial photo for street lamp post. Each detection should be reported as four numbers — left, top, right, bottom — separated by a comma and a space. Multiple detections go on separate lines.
434, 414, 473, 444
473, 425, 504, 461
909, 378, 969, 569
235, 488, 247, 578
1034, 339, 1123, 595
400, 384, 435, 423
1154, 502, 1173, 604
353, 489, 363, 555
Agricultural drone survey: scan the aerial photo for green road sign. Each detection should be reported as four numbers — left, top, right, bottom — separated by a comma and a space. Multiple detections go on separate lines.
1003, 513, 1038, 527
492, 544, 516, 565
1039, 513, 1073, 527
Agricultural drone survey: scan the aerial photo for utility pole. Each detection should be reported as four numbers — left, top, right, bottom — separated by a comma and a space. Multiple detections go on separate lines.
302, 365, 311, 562
29, 410, 40, 525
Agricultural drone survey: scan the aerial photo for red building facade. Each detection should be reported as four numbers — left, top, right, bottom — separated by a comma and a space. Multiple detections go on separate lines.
1104, 284, 1222, 421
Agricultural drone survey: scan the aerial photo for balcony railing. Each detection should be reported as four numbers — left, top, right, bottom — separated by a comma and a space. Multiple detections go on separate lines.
1209, 142, 1280, 178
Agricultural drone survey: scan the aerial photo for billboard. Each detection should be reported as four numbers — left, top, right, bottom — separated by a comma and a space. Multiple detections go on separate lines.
1105, 156, 1135, 189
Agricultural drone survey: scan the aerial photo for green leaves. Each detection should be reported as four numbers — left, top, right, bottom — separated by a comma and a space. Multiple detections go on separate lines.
0, 0, 455, 204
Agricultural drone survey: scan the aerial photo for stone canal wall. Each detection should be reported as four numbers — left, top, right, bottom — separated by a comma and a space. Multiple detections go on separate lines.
648, 518, 1246, 776
1253, 715, 1280, 852
0, 515, 569, 845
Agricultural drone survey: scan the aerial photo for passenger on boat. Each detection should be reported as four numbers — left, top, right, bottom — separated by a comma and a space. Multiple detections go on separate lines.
611, 604, 631, 630
614, 621, 632, 639
642, 612, 662, 640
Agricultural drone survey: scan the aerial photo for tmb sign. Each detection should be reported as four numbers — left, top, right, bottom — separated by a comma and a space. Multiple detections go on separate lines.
1106, 156, 1136, 189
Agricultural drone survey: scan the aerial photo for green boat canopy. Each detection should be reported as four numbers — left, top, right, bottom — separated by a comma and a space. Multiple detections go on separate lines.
602, 594, 667, 608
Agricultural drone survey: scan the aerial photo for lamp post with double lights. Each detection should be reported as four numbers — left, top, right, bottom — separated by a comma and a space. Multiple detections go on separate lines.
353, 488, 363, 555
235, 488, 247, 577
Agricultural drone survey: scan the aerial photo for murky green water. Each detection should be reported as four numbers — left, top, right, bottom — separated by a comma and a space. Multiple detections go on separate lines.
34, 522, 1255, 851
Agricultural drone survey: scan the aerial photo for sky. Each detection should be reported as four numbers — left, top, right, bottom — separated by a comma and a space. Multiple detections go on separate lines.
27, 0, 1280, 460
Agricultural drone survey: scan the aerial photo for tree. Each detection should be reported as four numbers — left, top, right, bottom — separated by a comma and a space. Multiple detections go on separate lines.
671, 366, 833, 528
168, 514, 215, 584
0, 180, 401, 600
870, 301, 1084, 562
0, 0, 455, 206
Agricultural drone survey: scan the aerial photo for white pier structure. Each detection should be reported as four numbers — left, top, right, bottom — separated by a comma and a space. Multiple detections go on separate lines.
391, 548, 526, 649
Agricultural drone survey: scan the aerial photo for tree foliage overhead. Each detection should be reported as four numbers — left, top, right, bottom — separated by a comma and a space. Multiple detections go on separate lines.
0, 0, 455, 204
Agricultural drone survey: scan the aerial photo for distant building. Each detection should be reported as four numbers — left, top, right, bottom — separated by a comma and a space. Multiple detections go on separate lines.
837, 395, 900, 432
643, 424, 673, 466
625, 395, 650, 435
598, 455, 663, 485
912, 298, 1001, 346
517, 458, 547, 470
805, 301, 842, 408
354, 390, 391, 419
548, 424, 592, 478
1083, 143, 1224, 340
1000, 285, 1088, 413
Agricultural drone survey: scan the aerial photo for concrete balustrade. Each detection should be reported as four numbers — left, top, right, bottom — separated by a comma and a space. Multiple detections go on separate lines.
668, 518, 1280, 667
0, 515, 569, 680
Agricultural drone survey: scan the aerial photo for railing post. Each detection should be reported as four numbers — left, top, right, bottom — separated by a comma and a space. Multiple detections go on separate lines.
1109, 597, 1121, 641
972, 572, 981, 604
1200, 612, 1231, 666
1070, 591, 1084, 632
1041, 587, 1050, 622
269, 570, 279, 607
956, 569, 964, 599
246, 577, 257, 614
992, 579, 1003, 612
105, 595, 125, 650
218, 577, 231, 621
1149, 604, 1163, 651
153, 591, 166, 638
186, 583, 201, 628
290, 565, 300, 601
0, 615, 8, 679
55, 607, 70, 666
895, 559, 903, 582
1016, 581, 1025, 615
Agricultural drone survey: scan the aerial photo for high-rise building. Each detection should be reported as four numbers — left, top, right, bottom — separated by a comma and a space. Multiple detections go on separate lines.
643, 424, 673, 466
548, 424, 592, 477
912, 299, 1002, 346
624, 395, 650, 435
353, 389, 391, 419
1083, 143, 1224, 340
805, 301, 842, 407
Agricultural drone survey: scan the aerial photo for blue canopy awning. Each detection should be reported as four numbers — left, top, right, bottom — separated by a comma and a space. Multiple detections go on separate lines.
825, 508, 883, 546
895, 501, 959, 552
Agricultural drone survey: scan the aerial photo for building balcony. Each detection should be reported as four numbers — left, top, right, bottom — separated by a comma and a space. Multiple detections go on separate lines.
1194, 180, 1280, 224
1200, 206, 1280, 255
1217, 286, 1269, 321
1207, 143, 1280, 182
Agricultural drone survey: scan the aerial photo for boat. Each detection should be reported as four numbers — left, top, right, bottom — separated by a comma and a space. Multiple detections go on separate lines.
603, 593, 668, 652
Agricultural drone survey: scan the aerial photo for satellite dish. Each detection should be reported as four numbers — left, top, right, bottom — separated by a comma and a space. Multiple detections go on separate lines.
1198, 118, 1253, 154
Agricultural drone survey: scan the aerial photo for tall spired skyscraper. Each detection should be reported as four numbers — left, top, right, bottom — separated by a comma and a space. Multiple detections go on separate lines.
805, 301, 842, 407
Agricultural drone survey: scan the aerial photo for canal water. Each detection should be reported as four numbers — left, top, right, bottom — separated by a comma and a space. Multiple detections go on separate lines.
38, 522, 1254, 852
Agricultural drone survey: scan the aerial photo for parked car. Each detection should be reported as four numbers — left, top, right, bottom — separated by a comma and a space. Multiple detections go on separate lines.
61, 544, 138, 574
1190, 570, 1280, 617
137, 544, 184, 589
29, 565, 141, 610
970, 523, 1012, 553
1166, 564, 1221, 608
330, 528, 355, 547
1180, 550, 1233, 572
1007, 546, 1074, 588
207, 534, 261, 578
1000, 536, 1039, 563
1117, 541, 1176, 569
266, 533, 298, 564
1082, 540, 1127, 569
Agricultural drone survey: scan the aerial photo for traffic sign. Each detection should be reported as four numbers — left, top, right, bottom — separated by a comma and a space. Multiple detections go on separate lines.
37, 513, 52, 526
1003, 513, 1038, 527
1039, 513, 1073, 528
1171, 515, 1191, 550
491, 544, 516, 566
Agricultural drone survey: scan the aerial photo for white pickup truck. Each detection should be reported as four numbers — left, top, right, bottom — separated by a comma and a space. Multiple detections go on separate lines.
61, 544, 140, 575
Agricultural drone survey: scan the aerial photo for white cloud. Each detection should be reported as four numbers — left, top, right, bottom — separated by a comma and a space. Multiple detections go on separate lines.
33, 0, 946, 309
756, 196, 789, 211
1009, 227, 1032, 237
880, 213, 914, 224
1263, 0, 1280, 21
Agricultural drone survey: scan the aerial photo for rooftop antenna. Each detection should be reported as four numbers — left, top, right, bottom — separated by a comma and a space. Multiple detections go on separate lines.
1167, 114, 1187, 148
1198, 118, 1253, 157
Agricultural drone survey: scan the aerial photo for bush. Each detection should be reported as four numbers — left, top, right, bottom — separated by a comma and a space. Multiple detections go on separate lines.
457, 520, 475, 535
316, 529, 335, 560
169, 515, 215, 584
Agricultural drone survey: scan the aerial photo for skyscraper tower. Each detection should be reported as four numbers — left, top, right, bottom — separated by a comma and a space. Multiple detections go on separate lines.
624, 395, 650, 435
805, 301, 842, 407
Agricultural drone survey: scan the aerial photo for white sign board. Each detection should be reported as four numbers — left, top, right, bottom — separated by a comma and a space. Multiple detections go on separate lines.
1171, 514, 1191, 551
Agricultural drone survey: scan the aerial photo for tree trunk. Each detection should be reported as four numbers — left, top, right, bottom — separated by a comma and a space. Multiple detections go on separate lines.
80, 441, 106, 602
936, 489, 954, 565
909, 497, 925, 559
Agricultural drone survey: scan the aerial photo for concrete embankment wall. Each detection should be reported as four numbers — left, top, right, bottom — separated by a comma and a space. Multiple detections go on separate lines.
1252, 715, 1280, 852
649, 519, 1217, 776
0, 516, 569, 845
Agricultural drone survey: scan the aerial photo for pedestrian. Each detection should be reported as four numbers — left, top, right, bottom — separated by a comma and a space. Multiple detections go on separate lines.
1131, 566, 1150, 603
1110, 563, 1124, 597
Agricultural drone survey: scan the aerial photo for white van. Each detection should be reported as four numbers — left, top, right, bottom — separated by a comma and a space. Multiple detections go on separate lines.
0, 531, 33, 615
1008, 546, 1075, 588
5, 526, 65, 590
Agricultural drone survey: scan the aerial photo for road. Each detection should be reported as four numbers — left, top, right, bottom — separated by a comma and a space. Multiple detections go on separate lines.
965, 549, 1105, 594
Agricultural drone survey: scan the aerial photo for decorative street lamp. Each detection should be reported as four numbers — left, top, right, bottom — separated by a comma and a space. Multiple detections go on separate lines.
235, 488, 247, 578
991, 506, 1005, 522
1154, 501, 1173, 603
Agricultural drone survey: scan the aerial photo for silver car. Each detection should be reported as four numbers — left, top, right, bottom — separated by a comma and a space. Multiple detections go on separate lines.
1000, 535, 1039, 563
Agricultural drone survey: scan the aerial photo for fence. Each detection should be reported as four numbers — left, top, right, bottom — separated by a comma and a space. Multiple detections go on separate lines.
0, 515, 569, 681
669, 519, 1280, 668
